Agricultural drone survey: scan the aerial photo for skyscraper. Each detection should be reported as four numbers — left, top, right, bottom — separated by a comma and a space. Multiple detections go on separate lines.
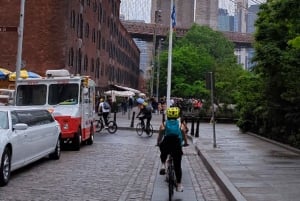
120, 0, 151, 23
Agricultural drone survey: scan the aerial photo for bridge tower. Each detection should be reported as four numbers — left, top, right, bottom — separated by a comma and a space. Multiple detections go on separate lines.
151, 0, 218, 30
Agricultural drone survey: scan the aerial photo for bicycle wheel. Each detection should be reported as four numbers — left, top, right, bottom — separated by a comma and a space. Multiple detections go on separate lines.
95, 120, 103, 132
146, 124, 154, 137
136, 122, 143, 136
168, 166, 175, 201
107, 121, 118, 134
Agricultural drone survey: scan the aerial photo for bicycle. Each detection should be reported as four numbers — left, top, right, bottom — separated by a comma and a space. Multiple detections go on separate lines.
166, 154, 176, 201
95, 114, 118, 134
136, 117, 153, 137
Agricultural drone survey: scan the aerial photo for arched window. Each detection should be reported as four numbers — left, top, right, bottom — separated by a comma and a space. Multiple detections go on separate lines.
68, 48, 74, 67
70, 10, 75, 28
85, 23, 89, 38
77, 49, 82, 74
91, 58, 95, 73
96, 58, 100, 78
83, 55, 88, 72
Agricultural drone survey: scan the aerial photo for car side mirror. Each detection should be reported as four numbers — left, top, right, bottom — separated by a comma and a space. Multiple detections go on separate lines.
13, 123, 28, 131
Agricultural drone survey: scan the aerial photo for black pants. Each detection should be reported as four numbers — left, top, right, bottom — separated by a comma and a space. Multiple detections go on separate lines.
102, 112, 109, 126
159, 136, 183, 183
139, 116, 151, 129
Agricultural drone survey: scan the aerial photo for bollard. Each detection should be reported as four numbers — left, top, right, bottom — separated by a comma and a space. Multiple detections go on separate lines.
190, 117, 195, 136
114, 112, 116, 122
130, 111, 135, 128
162, 113, 165, 123
195, 118, 200, 137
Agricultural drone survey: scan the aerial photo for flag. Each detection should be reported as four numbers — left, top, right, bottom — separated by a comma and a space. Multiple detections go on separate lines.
171, 4, 176, 29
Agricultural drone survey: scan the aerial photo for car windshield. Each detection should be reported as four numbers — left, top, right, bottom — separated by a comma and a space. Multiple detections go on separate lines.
0, 111, 9, 129
48, 83, 79, 105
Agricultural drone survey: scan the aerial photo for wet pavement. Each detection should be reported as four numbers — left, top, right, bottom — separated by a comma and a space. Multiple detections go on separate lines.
115, 107, 300, 201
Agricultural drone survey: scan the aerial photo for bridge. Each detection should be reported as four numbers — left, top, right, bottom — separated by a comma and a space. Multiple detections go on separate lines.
122, 21, 254, 48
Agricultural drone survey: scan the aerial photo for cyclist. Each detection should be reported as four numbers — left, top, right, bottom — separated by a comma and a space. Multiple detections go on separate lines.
98, 98, 111, 128
136, 97, 152, 134
156, 107, 187, 192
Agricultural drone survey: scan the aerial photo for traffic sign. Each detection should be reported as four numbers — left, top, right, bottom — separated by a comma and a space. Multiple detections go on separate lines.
0, 26, 18, 32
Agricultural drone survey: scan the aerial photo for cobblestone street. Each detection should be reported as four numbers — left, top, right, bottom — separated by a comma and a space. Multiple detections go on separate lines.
0, 130, 227, 201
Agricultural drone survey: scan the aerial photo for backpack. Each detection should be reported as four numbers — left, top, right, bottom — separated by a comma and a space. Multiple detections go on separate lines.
103, 101, 110, 110
145, 104, 153, 113
164, 119, 183, 144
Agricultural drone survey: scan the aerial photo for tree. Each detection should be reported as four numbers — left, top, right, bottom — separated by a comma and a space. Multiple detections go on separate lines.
251, 0, 300, 146
157, 24, 245, 105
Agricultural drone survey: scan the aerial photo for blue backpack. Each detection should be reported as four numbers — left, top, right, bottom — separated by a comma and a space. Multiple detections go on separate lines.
164, 119, 183, 144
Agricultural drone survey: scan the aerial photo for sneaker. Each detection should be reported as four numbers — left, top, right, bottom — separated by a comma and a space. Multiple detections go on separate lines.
159, 168, 166, 175
176, 184, 184, 192
183, 143, 189, 147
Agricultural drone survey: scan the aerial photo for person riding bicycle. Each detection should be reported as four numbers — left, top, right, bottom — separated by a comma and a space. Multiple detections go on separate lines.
136, 97, 152, 134
98, 98, 111, 128
157, 107, 186, 192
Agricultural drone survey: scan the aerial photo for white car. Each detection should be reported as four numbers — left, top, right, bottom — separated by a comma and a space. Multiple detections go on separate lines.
0, 107, 61, 186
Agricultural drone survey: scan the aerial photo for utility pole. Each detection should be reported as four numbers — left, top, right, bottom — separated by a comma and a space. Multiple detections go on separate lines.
16, 0, 26, 88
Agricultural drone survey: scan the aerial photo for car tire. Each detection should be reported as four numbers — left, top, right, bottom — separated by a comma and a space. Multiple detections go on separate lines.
0, 147, 11, 187
49, 136, 61, 160
73, 128, 82, 151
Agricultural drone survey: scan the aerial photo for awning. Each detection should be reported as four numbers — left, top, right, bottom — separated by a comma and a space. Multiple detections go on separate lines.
104, 90, 135, 97
110, 84, 141, 94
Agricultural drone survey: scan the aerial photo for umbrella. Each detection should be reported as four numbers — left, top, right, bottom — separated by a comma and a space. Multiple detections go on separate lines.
9, 69, 42, 81
0, 67, 12, 80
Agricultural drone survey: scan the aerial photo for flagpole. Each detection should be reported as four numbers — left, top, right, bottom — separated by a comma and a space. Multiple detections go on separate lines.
166, 0, 174, 108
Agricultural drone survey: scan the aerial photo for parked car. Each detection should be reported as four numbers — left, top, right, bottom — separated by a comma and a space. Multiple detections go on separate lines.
0, 107, 61, 186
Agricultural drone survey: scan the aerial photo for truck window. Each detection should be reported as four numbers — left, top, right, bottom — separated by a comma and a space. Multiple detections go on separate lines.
0, 111, 8, 129
48, 84, 79, 105
16, 85, 47, 106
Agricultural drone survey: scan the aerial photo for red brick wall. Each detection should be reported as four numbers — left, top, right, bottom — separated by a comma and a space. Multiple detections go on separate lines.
0, 0, 140, 92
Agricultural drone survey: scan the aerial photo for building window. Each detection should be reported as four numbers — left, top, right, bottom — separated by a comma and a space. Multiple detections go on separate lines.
91, 58, 95, 73
86, 0, 90, 6
77, 49, 82, 74
85, 23, 89, 38
84, 55, 88, 72
93, 0, 97, 12
68, 48, 74, 67
96, 58, 100, 78
70, 10, 75, 29
79, 14, 83, 38
92, 28, 96, 43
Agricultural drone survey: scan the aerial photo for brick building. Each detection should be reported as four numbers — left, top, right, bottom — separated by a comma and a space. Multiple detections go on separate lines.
0, 0, 140, 92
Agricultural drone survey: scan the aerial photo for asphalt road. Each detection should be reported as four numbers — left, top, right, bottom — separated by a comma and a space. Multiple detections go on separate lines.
0, 129, 227, 201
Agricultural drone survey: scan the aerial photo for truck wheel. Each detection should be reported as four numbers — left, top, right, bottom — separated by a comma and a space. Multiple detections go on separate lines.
73, 128, 82, 151
86, 124, 94, 145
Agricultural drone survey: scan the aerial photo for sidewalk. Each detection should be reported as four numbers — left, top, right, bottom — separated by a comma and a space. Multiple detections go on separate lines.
115, 109, 300, 201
